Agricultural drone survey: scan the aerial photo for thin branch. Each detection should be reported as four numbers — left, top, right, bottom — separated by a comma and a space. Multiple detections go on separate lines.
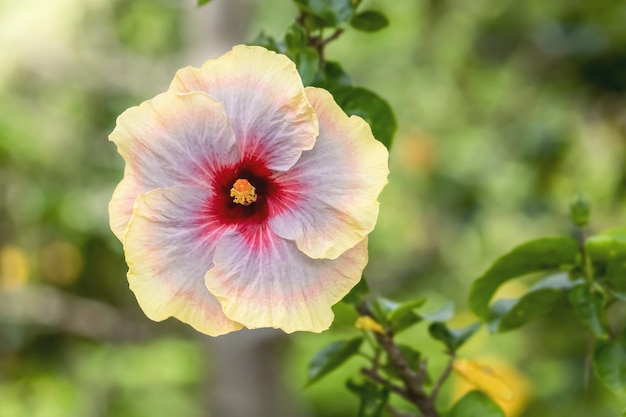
361, 367, 412, 402
429, 352, 455, 401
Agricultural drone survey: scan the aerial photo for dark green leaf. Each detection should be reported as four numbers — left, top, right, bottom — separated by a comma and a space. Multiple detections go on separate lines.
197, 0, 213, 6
293, 0, 355, 27
312, 61, 352, 90
285, 23, 307, 51
330, 86, 397, 149
350, 11, 389, 32
593, 335, 626, 394
249, 32, 284, 53
469, 237, 579, 319
369, 297, 427, 333
448, 390, 505, 417
346, 378, 390, 417
307, 337, 363, 386
569, 283, 609, 339
342, 276, 369, 305
429, 322, 481, 352
294, 47, 319, 86
487, 273, 577, 332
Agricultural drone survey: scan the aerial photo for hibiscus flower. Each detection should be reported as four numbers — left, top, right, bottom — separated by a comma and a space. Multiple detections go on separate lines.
109, 45, 389, 335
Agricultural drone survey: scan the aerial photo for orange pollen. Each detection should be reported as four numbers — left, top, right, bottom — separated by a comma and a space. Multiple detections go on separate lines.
230, 178, 257, 206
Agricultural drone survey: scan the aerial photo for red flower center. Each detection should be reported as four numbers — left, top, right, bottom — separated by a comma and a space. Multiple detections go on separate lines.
211, 158, 279, 226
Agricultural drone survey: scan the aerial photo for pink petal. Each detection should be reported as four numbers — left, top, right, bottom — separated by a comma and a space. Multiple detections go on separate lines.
109, 90, 239, 241
124, 186, 242, 336
269, 87, 389, 260
204, 226, 368, 333
170, 45, 318, 172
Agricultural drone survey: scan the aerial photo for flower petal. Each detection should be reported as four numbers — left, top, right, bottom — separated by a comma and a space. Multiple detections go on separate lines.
170, 45, 318, 172
269, 87, 389, 260
109, 90, 239, 240
204, 226, 368, 333
124, 186, 242, 336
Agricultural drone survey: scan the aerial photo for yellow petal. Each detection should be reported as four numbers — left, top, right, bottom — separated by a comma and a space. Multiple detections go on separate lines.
355, 316, 385, 334
453, 359, 514, 401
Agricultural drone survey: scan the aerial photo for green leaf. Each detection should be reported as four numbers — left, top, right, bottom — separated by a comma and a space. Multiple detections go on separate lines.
487, 273, 578, 332
569, 193, 591, 227
249, 31, 284, 53
293, 0, 355, 27
346, 379, 390, 417
294, 47, 320, 86
330, 86, 397, 149
593, 335, 626, 394
569, 283, 609, 339
342, 276, 369, 305
312, 61, 352, 90
423, 300, 455, 322
429, 322, 481, 352
350, 11, 389, 32
285, 23, 308, 51
307, 337, 363, 386
448, 390, 505, 417
469, 237, 579, 319
586, 230, 626, 295
197, 0, 213, 6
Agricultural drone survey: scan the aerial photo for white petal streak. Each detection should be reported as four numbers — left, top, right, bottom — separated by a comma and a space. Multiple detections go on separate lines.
124, 186, 241, 336
269, 87, 389, 260
205, 226, 368, 333
170, 45, 318, 171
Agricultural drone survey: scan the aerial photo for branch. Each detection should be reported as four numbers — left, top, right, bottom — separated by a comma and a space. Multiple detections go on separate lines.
429, 353, 455, 401
360, 367, 412, 402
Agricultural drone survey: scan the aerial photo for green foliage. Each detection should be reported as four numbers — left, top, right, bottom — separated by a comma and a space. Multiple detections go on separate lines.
569, 194, 591, 227
350, 11, 389, 32
371, 296, 427, 333
447, 390, 505, 417
197, 0, 213, 5
293, 0, 355, 27
470, 237, 579, 319
381, 344, 422, 381
312, 61, 352, 90
569, 283, 609, 339
330, 86, 397, 149
487, 273, 579, 333
307, 337, 363, 386
586, 229, 626, 298
346, 379, 389, 417
342, 276, 370, 305
428, 321, 481, 351
593, 335, 626, 394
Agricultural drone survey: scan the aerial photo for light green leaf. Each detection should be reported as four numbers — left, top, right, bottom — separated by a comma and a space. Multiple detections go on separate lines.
350, 11, 389, 32
197, 0, 213, 6
330, 86, 397, 149
586, 230, 626, 295
593, 336, 626, 394
307, 337, 363, 386
429, 322, 481, 351
487, 273, 578, 332
569, 283, 609, 339
448, 390, 505, 417
469, 237, 579, 319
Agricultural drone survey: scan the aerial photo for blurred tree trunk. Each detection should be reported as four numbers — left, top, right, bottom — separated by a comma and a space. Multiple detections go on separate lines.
186, 2, 309, 417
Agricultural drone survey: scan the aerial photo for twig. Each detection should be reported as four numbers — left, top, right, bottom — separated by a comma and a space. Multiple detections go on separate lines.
361, 367, 412, 402
430, 352, 455, 401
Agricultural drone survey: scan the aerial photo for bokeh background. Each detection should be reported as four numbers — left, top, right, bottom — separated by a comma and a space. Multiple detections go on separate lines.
1, 0, 625, 416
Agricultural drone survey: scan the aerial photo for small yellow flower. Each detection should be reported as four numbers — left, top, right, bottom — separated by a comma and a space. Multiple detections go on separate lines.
355, 316, 385, 334
452, 358, 530, 417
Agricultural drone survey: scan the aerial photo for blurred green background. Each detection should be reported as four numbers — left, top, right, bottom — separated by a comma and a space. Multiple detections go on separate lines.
1, 0, 625, 416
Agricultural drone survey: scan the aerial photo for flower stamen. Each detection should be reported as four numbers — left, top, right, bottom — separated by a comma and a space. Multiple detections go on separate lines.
230, 178, 257, 206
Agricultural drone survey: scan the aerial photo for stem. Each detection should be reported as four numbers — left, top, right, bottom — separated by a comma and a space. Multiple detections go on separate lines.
357, 302, 441, 417
429, 352, 455, 401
